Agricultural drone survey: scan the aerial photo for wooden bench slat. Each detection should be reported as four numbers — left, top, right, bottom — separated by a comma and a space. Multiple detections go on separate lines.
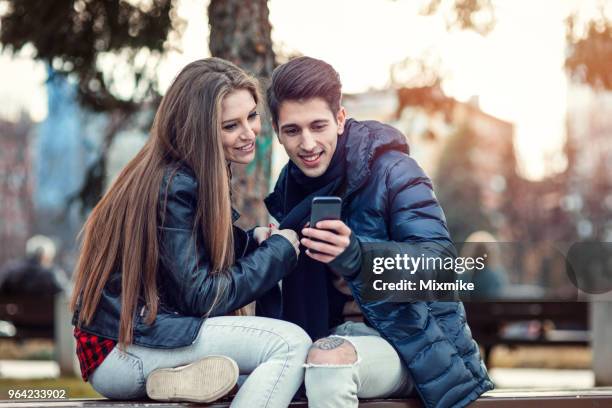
3, 391, 612, 408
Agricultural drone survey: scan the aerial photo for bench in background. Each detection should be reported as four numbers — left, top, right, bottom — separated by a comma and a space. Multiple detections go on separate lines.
464, 301, 590, 365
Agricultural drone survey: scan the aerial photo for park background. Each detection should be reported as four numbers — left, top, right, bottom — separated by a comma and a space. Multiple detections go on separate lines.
0, 0, 611, 400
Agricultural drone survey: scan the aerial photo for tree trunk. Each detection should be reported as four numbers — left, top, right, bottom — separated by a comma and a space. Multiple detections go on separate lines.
208, 0, 276, 228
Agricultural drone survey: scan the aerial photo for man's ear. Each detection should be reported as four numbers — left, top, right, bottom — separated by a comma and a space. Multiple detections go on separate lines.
337, 106, 347, 135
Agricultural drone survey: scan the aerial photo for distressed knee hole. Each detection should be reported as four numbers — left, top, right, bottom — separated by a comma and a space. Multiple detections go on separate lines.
306, 337, 358, 366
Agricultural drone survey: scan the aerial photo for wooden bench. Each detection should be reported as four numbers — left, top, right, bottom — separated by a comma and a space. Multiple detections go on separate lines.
0, 294, 55, 340
3, 389, 612, 407
464, 302, 589, 365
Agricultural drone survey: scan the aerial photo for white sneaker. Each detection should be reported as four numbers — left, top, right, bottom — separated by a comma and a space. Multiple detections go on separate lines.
146, 355, 239, 403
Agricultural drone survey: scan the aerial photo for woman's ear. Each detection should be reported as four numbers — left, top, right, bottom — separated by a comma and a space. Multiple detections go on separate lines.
337, 106, 347, 135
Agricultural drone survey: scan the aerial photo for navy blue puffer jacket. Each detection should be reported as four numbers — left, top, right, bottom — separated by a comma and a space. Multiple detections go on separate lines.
267, 119, 494, 408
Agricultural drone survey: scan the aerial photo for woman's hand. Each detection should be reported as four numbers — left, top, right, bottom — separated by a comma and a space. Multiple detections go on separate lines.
271, 229, 300, 257
253, 224, 278, 245
253, 226, 271, 244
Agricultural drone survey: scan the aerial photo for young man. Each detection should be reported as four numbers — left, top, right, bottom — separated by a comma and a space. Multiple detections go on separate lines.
264, 57, 493, 408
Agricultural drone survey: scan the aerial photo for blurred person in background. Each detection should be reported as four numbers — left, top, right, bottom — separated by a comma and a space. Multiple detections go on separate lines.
0, 235, 69, 295
460, 231, 508, 300
70, 58, 310, 406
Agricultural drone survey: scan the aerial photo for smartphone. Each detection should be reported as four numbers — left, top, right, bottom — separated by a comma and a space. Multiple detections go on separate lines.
308, 197, 343, 255
310, 196, 342, 228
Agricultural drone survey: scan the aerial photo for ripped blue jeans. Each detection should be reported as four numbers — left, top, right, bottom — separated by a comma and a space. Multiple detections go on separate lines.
304, 321, 414, 407
88, 316, 312, 408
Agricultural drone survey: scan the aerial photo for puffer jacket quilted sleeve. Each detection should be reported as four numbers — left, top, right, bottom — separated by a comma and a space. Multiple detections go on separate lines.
344, 148, 494, 408
386, 152, 458, 279
386, 152, 453, 245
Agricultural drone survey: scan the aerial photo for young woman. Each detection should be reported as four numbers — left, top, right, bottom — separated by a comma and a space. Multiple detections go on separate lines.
70, 58, 311, 407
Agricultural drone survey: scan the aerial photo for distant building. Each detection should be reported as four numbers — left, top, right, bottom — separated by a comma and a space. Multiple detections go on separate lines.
23, 69, 148, 271
565, 83, 612, 241
451, 97, 516, 217
342, 90, 399, 124
343, 86, 517, 237
337, 84, 609, 287
0, 115, 34, 267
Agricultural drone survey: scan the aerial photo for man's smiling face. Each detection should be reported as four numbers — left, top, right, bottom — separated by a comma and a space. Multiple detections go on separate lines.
276, 97, 346, 178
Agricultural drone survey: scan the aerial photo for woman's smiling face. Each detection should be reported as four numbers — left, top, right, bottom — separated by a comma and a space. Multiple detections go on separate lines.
220, 89, 261, 164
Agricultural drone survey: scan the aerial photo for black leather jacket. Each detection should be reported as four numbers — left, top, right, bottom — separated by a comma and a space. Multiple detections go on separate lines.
72, 165, 298, 348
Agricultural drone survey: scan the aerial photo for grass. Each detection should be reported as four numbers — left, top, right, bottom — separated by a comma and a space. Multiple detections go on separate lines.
0, 339, 54, 360
0, 340, 100, 400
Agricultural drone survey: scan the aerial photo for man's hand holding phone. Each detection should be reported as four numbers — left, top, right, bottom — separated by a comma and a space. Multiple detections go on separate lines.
301, 196, 351, 264
301, 220, 352, 263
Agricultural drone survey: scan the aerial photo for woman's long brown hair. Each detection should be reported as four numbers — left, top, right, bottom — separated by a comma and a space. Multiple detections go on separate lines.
70, 58, 260, 346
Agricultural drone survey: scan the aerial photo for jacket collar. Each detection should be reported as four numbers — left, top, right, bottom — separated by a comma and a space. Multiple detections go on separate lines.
342, 118, 409, 196
231, 208, 240, 223
266, 118, 409, 221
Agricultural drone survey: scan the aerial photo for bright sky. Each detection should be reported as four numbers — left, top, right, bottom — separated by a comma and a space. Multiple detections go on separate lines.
0, 0, 604, 180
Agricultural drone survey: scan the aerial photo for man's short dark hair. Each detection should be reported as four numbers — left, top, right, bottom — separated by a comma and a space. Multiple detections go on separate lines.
267, 56, 342, 127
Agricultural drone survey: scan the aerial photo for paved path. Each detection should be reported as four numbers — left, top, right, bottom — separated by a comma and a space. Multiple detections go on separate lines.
0, 361, 58, 380
489, 368, 594, 388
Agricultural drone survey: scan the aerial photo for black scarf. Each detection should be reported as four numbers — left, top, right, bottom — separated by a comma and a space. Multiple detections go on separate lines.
274, 133, 350, 340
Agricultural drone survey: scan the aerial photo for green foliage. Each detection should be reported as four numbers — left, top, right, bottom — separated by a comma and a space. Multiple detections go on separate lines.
0, 0, 184, 211
0, 0, 181, 111
435, 126, 492, 243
